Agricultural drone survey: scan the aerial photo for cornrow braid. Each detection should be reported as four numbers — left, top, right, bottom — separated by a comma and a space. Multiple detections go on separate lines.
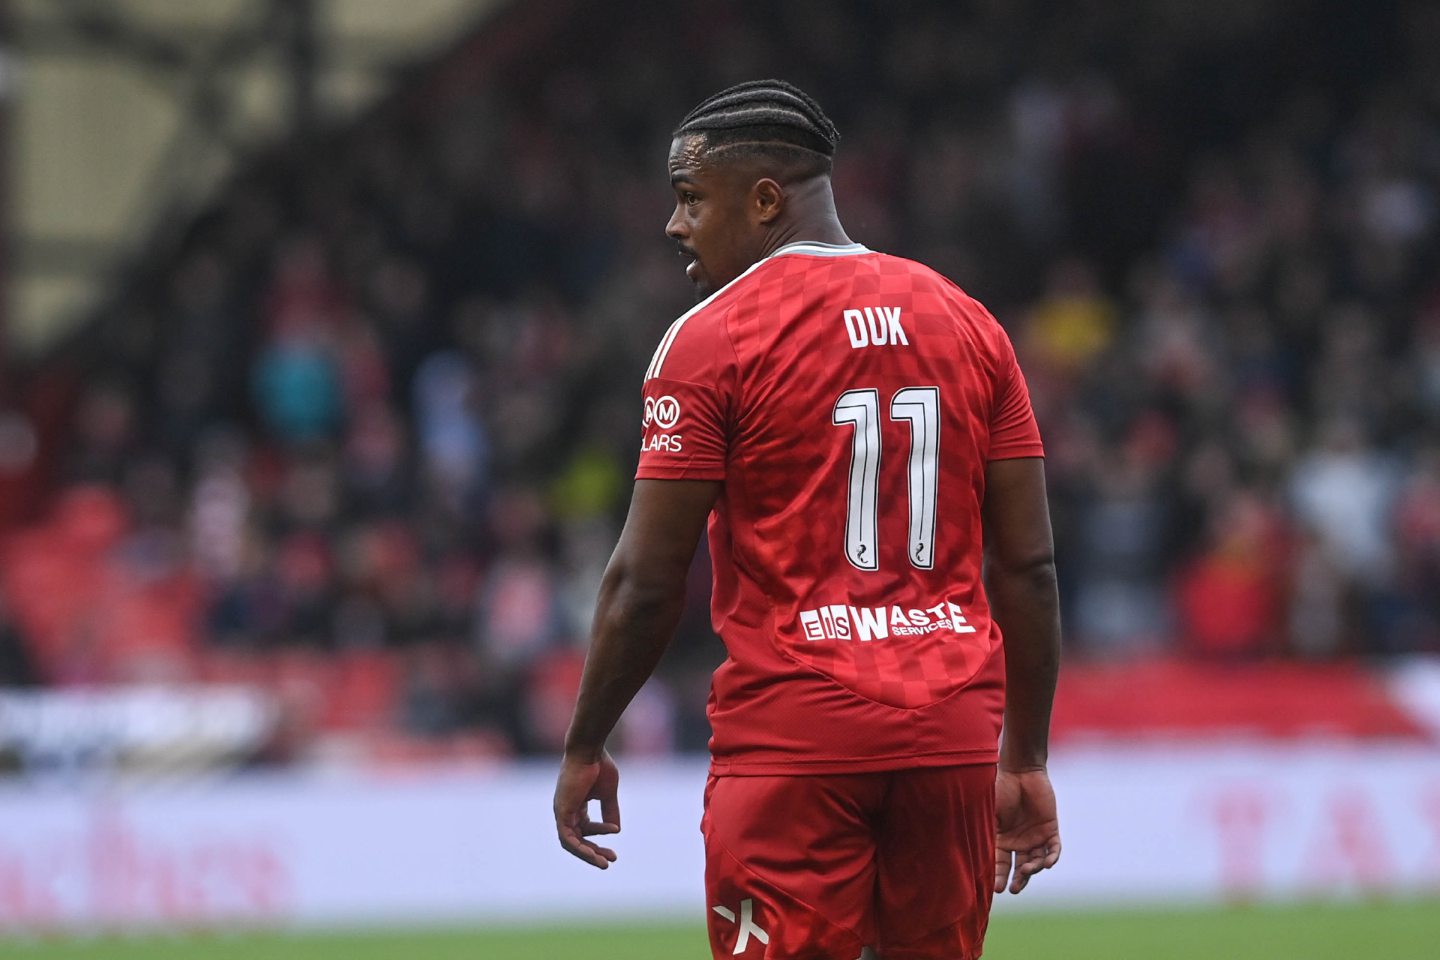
675, 79, 840, 159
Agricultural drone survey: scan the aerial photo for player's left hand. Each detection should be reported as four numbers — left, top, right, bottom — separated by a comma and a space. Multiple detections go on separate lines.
994, 766, 1061, 894
554, 749, 622, 869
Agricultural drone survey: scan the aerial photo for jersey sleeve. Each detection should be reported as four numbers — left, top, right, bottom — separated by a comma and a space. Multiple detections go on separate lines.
635, 307, 736, 481
987, 328, 1045, 460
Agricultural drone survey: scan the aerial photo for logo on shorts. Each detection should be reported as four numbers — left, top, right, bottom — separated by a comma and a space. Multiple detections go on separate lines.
712, 898, 769, 955
644, 395, 681, 430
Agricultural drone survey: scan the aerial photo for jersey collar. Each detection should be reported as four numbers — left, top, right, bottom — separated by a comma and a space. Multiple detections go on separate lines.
768, 240, 871, 259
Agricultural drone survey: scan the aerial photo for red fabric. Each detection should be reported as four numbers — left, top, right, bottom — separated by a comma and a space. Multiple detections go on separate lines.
702, 764, 995, 960
636, 245, 1040, 774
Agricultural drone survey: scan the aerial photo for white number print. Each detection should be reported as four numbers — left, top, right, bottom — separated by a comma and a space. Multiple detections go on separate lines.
891, 387, 939, 569
832, 386, 941, 571
832, 389, 881, 570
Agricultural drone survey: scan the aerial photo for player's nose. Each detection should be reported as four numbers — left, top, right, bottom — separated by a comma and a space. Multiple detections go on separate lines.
665, 206, 688, 240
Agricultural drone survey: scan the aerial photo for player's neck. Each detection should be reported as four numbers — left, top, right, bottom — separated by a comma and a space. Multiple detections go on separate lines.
771, 223, 846, 250
760, 180, 851, 258
761, 219, 852, 258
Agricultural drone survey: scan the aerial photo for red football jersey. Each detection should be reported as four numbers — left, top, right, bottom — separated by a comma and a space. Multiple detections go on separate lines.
637, 241, 1043, 775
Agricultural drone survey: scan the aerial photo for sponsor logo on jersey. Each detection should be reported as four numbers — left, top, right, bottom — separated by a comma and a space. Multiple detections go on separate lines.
641, 395, 683, 452
643, 395, 681, 429
798, 598, 977, 642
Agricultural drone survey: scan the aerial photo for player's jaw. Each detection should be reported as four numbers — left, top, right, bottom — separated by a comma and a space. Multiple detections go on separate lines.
670, 232, 752, 300
673, 240, 721, 299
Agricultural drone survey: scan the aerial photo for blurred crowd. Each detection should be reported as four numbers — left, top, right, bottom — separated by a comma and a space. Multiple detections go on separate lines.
1, 0, 1439, 759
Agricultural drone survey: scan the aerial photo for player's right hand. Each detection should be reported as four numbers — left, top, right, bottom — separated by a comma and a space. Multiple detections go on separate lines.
554, 749, 622, 869
993, 767, 1061, 894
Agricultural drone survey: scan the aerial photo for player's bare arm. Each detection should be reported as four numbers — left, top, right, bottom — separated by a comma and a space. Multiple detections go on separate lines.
982, 456, 1062, 894
554, 478, 720, 869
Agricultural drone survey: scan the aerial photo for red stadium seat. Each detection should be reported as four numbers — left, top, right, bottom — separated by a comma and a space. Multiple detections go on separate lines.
1051, 658, 1431, 743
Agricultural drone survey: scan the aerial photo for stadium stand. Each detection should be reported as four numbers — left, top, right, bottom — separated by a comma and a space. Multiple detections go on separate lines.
1, 0, 1438, 768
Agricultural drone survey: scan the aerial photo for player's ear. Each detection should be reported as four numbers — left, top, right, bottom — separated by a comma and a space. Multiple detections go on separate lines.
752, 178, 784, 225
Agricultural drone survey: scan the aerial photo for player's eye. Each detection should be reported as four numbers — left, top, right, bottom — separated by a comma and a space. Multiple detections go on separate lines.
682, 192, 700, 206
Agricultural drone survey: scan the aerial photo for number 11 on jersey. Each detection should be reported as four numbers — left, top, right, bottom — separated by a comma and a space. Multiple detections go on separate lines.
833, 386, 940, 571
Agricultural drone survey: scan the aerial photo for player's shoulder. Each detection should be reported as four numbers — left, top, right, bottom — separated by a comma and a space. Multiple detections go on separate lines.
644, 269, 754, 382
870, 251, 1011, 340
874, 251, 984, 304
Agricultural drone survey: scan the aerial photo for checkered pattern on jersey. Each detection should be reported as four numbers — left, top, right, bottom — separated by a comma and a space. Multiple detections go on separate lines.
641, 247, 1041, 736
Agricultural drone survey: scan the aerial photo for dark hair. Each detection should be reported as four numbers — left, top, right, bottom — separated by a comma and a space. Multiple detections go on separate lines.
675, 79, 840, 178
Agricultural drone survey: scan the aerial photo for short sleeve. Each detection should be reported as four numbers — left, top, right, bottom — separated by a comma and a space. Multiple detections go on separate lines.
635, 310, 735, 481
635, 377, 728, 479
988, 332, 1045, 460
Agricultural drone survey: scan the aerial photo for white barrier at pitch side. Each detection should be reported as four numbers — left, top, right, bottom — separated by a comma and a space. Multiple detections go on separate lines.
0, 744, 1438, 929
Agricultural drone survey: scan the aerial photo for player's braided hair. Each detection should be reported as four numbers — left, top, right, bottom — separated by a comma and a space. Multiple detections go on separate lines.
675, 79, 840, 176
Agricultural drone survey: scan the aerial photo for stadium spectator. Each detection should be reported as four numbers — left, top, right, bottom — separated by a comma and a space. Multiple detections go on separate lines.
1, 0, 1436, 762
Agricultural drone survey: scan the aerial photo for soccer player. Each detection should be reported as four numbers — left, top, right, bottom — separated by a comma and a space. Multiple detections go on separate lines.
554, 80, 1061, 959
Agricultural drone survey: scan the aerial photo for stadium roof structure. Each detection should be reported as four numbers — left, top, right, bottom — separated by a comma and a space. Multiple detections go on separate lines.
5, 0, 508, 361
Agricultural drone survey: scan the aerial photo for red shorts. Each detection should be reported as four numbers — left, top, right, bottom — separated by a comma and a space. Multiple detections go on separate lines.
701, 764, 996, 960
